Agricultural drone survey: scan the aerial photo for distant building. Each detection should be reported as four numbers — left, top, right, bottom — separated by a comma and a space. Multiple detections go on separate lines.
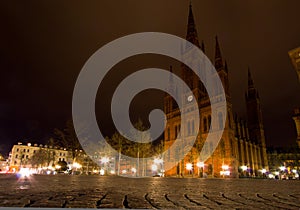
267, 147, 300, 177
293, 108, 300, 148
288, 47, 300, 82
164, 4, 268, 178
8, 142, 72, 172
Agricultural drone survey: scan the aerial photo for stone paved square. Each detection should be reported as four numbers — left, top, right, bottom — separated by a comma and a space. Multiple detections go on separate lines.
0, 174, 300, 209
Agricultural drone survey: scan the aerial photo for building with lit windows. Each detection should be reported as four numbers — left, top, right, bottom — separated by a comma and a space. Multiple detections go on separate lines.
8, 142, 72, 172
163, 4, 268, 178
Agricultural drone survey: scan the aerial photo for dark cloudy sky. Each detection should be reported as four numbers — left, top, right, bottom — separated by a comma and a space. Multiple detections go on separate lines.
0, 0, 300, 156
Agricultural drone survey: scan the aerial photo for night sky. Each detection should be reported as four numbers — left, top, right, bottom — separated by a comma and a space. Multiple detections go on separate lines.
1, 0, 300, 156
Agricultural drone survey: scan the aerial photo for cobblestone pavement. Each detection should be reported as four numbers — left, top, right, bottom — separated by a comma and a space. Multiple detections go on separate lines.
0, 174, 300, 209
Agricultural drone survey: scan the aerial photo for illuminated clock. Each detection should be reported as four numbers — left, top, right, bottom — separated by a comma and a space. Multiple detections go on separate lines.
187, 95, 193, 102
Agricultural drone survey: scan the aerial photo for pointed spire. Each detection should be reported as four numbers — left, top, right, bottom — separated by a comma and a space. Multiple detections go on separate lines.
215, 36, 224, 71
248, 68, 254, 88
186, 2, 200, 48
246, 68, 259, 100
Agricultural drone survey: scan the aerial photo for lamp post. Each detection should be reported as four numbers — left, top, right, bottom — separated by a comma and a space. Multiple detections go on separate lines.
72, 162, 82, 175
154, 158, 164, 176
131, 167, 137, 176
221, 164, 230, 178
260, 168, 267, 178
101, 157, 109, 175
279, 166, 286, 180
197, 162, 204, 178
241, 165, 247, 177
151, 164, 158, 176
186, 163, 193, 176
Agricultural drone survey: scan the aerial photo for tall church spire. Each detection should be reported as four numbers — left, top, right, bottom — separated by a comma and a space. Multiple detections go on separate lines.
245, 68, 268, 169
215, 36, 224, 71
248, 68, 254, 89
186, 3, 200, 48
246, 68, 259, 99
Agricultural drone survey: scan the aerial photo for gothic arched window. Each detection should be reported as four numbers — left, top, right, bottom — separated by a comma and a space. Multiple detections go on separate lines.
203, 117, 207, 132
218, 112, 224, 130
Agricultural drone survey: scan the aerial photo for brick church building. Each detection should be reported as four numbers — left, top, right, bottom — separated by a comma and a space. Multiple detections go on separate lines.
163, 4, 268, 178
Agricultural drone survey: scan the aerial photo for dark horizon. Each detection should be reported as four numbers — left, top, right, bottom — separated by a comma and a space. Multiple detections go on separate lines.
1, 0, 300, 156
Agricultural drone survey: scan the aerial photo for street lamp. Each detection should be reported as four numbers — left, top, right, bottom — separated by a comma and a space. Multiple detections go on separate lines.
196, 162, 204, 178
100, 169, 105, 176
101, 157, 109, 175
279, 166, 286, 171
279, 166, 286, 180
261, 168, 267, 178
154, 158, 164, 176
151, 164, 158, 171
221, 165, 230, 178
186, 163, 193, 176
131, 167, 137, 176
240, 165, 247, 177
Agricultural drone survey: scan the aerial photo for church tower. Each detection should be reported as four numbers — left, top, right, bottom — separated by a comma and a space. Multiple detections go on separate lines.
293, 108, 300, 148
164, 3, 238, 177
245, 70, 269, 169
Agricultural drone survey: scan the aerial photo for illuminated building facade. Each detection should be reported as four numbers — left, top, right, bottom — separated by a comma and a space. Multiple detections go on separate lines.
164, 4, 268, 178
8, 142, 72, 171
288, 47, 300, 82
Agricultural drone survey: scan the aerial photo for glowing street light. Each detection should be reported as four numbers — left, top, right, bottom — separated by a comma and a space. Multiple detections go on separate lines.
241, 165, 247, 171
196, 162, 204, 168
154, 158, 163, 164
196, 162, 204, 178
151, 164, 158, 171
186, 163, 193, 171
279, 166, 286, 171
100, 169, 105, 176
73, 162, 82, 169
101, 157, 109, 164
221, 164, 230, 177
222, 165, 229, 170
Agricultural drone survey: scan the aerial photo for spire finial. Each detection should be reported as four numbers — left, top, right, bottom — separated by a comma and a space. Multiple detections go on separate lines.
215, 36, 223, 70
186, 1, 200, 47
248, 67, 254, 88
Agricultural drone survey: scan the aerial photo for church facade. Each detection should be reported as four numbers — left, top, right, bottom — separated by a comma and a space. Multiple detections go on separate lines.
163, 4, 268, 178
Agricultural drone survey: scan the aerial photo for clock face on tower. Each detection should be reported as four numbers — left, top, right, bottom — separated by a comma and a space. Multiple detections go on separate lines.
187, 95, 193, 102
